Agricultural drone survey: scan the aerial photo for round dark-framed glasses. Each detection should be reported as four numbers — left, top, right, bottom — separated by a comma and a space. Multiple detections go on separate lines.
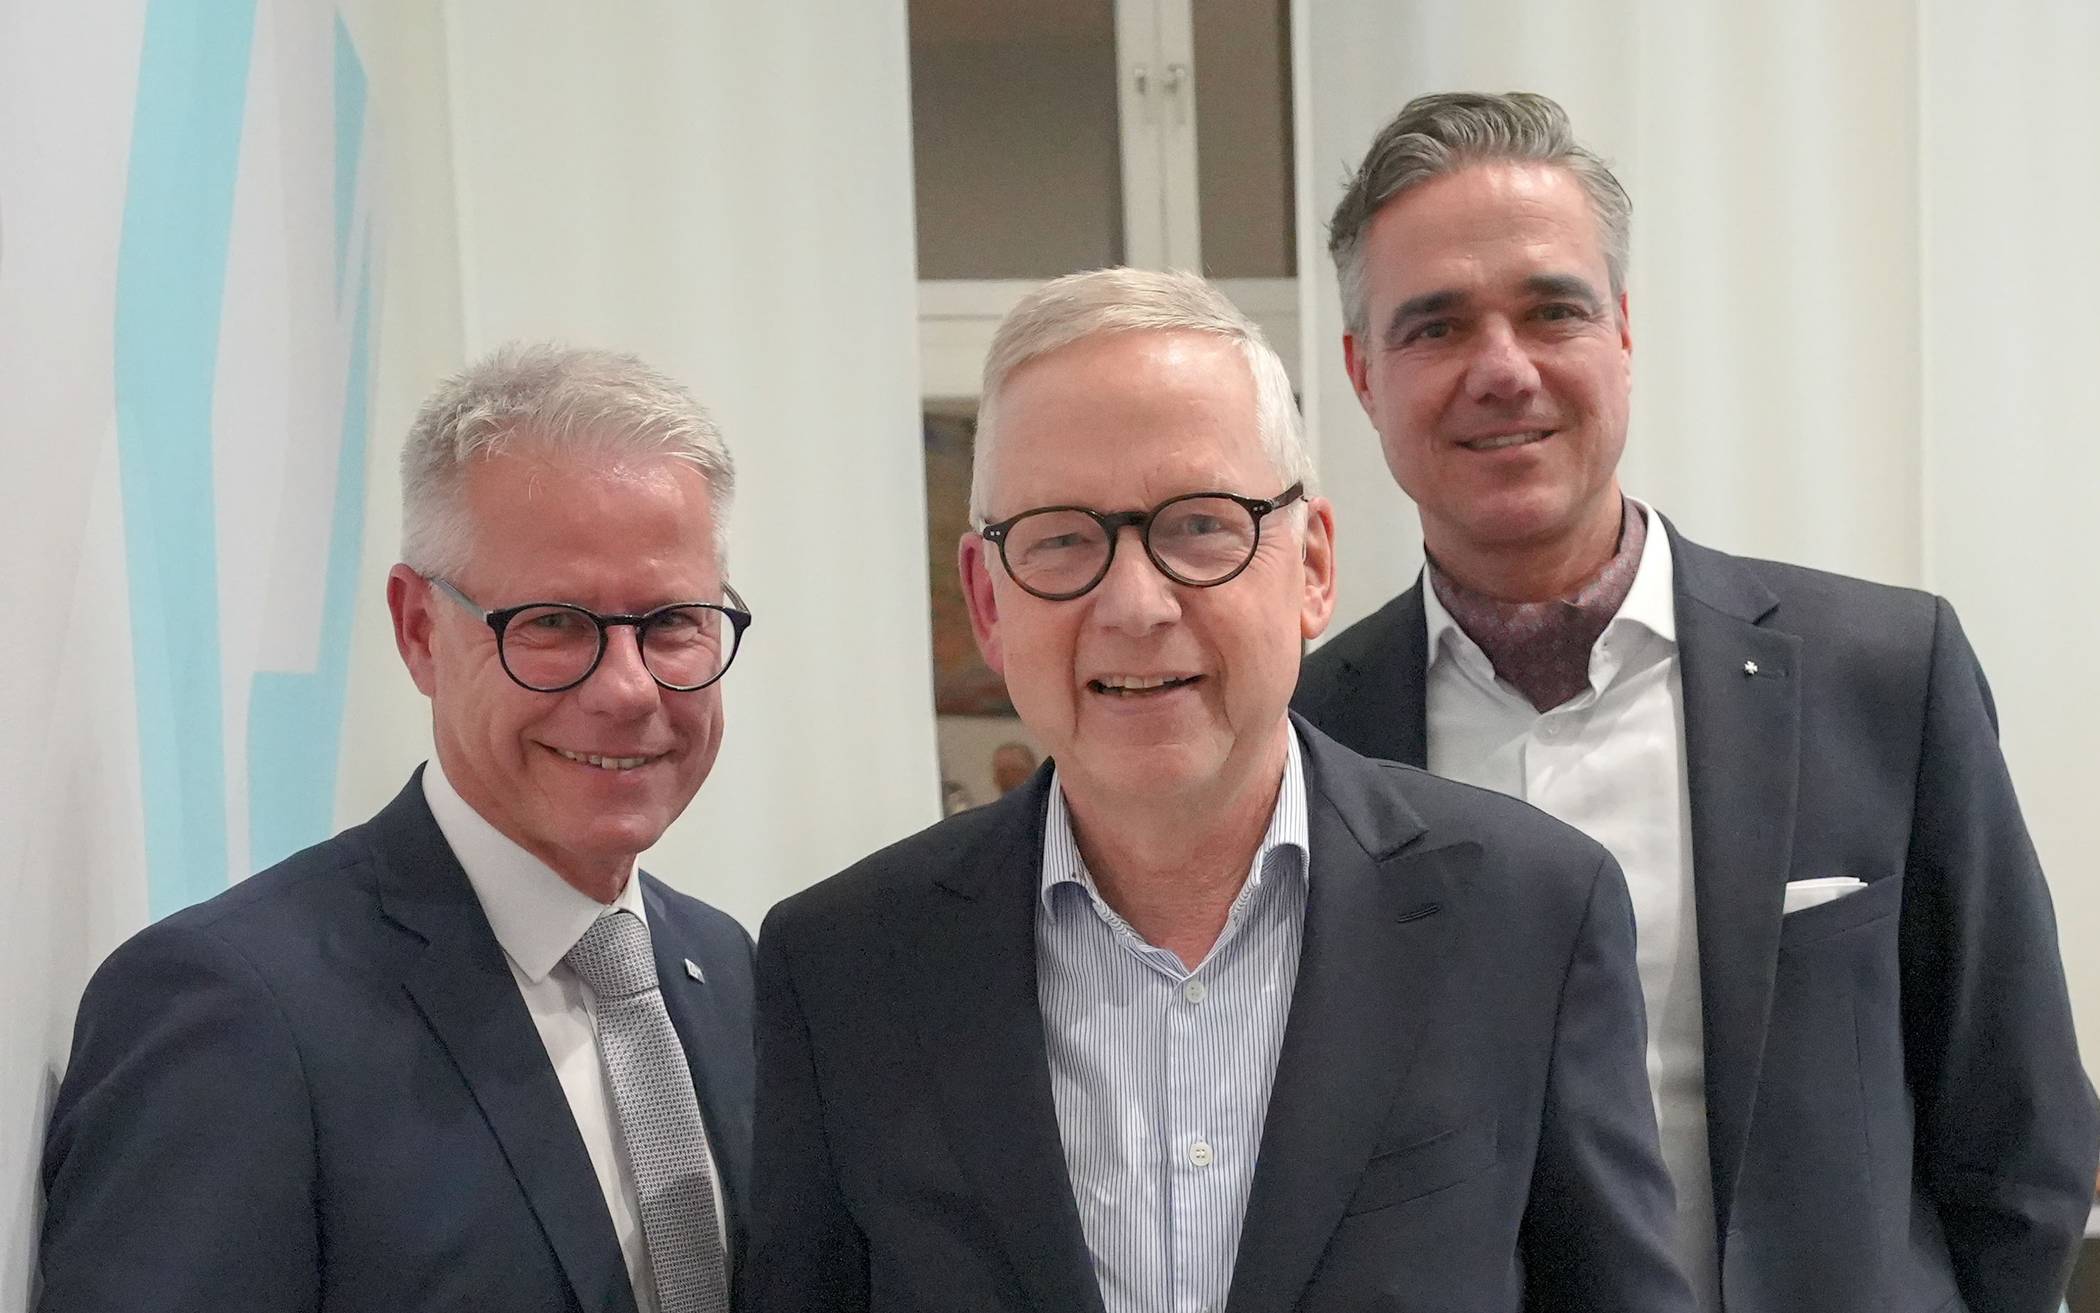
427, 576, 752, 693
978, 483, 1304, 602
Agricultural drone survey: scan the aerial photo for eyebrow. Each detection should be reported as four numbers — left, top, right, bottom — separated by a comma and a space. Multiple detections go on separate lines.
1523, 272, 1606, 310
1381, 274, 1608, 345
1382, 290, 1465, 344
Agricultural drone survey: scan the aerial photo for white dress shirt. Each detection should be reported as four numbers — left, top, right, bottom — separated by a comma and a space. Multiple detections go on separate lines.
423, 760, 726, 1313
1422, 503, 1720, 1310
1036, 730, 1309, 1313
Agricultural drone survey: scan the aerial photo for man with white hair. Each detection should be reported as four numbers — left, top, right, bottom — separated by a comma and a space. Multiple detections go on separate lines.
745, 268, 1696, 1312
41, 346, 757, 1312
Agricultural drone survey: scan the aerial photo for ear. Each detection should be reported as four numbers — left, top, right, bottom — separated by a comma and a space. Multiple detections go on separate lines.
387, 565, 441, 698
1297, 496, 1338, 643
957, 531, 1006, 675
1342, 330, 1376, 416
1617, 289, 1633, 354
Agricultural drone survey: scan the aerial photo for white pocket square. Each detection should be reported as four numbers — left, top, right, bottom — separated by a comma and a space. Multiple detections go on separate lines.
1782, 877, 1869, 915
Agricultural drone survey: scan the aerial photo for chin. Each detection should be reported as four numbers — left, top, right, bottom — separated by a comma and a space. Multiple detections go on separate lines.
1465, 492, 1586, 546
567, 813, 671, 861
1075, 745, 1219, 804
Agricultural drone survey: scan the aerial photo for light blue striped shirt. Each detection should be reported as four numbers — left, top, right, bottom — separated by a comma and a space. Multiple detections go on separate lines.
1036, 730, 1310, 1313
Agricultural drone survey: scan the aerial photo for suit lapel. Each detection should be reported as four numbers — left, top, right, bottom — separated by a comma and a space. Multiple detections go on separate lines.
894, 773, 1108, 1313
643, 876, 751, 1251
1317, 585, 1430, 768
372, 776, 639, 1313
1668, 525, 1802, 1235
1227, 725, 1450, 1313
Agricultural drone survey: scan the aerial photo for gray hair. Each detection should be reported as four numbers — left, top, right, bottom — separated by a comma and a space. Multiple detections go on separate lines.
1329, 91, 1631, 338
399, 343, 736, 576
969, 267, 1313, 526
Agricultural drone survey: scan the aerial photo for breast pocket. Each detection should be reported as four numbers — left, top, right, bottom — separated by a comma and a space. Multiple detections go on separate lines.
1777, 872, 1902, 952
1342, 1117, 1499, 1216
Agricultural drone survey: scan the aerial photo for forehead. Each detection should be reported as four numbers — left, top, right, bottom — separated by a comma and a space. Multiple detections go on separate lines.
458, 449, 718, 593
1362, 162, 1609, 294
987, 330, 1271, 508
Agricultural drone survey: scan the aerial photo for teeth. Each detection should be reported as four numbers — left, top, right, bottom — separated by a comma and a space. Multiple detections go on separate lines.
1094, 674, 1193, 693
555, 748, 652, 770
1466, 430, 1549, 451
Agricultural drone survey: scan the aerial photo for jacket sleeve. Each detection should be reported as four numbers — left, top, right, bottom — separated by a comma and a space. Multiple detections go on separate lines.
1900, 597, 2100, 1312
39, 920, 321, 1313
741, 909, 870, 1313
1520, 853, 1699, 1312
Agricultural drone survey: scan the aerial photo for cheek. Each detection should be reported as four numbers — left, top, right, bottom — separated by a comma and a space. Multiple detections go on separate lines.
996, 610, 1079, 694
1375, 370, 1451, 453
672, 693, 723, 753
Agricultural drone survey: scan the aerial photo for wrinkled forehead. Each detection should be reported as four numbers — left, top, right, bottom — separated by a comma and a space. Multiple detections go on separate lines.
986, 332, 1272, 508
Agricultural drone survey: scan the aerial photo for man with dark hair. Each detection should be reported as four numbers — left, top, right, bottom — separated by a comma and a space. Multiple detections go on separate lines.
1297, 90, 2098, 1313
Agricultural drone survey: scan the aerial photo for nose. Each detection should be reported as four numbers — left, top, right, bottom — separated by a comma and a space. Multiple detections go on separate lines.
1089, 525, 1181, 636
1463, 320, 1542, 403
574, 623, 661, 712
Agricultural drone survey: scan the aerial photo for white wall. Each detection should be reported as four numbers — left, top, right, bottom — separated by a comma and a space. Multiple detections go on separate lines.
1917, 0, 2100, 1084
335, 0, 940, 931
335, 0, 463, 841
1296, 0, 2100, 1075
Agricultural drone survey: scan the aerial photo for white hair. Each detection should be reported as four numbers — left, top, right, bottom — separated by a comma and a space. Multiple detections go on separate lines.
968, 267, 1314, 526
399, 343, 735, 576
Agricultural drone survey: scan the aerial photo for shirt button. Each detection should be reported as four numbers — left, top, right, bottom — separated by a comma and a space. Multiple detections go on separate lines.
1182, 979, 1208, 1004
1538, 717, 1564, 740
1189, 1140, 1214, 1168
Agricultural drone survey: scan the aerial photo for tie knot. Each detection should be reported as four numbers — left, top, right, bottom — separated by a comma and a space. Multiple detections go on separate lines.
565, 909, 659, 1001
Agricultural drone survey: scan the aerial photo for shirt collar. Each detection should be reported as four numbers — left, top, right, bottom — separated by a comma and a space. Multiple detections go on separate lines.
1039, 724, 1310, 916
421, 757, 647, 983
1423, 495, 1678, 673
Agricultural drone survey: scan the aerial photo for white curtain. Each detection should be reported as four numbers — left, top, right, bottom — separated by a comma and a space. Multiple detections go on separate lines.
1295, 0, 2100, 1073
334, 0, 938, 932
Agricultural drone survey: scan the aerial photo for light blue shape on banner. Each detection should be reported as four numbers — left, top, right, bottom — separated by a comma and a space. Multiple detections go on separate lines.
249, 250, 372, 871
113, 0, 259, 921
331, 13, 365, 296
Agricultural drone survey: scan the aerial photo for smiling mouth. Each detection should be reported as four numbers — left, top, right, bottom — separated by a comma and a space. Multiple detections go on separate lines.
1089, 675, 1202, 697
551, 746, 661, 771
1460, 430, 1554, 452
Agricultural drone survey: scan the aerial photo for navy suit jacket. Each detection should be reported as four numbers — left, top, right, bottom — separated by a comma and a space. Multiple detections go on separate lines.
1293, 520, 2100, 1313
38, 771, 756, 1312
745, 720, 1696, 1312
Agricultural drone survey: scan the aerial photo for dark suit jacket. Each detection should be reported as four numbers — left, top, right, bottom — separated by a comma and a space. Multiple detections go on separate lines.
38, 770, 756, 1313
745, 719, 1696, 1312
1293, 519, 2100, 1313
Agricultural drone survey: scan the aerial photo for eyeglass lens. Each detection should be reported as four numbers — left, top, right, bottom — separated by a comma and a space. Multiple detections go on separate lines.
1002, 495, 1261, 596
499, 605, 736, 691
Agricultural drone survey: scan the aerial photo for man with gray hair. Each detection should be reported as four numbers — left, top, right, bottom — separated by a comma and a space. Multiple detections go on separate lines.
1295, 91, 2099, 1312
746, 267, 1696, 1311
40, 345, 758, 1312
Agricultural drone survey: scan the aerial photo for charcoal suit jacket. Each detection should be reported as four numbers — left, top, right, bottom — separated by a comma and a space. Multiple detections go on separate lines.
1292, 519, 2100, 1313
744, 719, 1696, 1312
39, 770, 756, 1312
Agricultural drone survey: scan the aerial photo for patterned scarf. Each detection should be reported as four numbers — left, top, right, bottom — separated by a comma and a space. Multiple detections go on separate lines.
1428, 500, 1648, 713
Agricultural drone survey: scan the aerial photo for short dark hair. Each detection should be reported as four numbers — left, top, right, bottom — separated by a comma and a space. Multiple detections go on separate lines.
1329, 91, 1631, 337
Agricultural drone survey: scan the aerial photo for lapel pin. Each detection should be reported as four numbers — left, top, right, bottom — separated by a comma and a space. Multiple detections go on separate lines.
1742, 660, 1759, 677
684, 958, 705, 983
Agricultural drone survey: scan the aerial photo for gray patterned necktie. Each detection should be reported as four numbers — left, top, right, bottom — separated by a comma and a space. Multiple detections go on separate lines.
566, 909, 729, 1313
